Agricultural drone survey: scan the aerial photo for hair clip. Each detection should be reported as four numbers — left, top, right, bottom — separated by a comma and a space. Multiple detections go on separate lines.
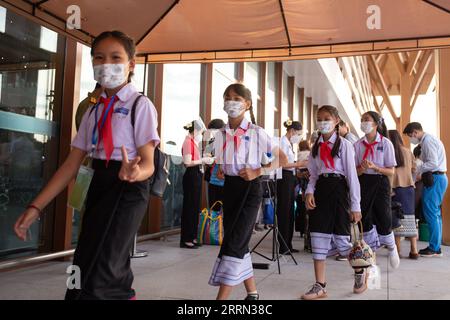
185, 122, 193, 129
286, 119, 292, 126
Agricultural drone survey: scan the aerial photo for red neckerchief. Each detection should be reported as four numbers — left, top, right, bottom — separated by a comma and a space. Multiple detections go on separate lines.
320, 140, 335, 169
97, 96, 117, 165
362, 135, 382, 161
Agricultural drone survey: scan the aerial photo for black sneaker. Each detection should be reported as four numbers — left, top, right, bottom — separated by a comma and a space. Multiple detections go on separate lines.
244, 293, 259, 300
419, 247, 443, 257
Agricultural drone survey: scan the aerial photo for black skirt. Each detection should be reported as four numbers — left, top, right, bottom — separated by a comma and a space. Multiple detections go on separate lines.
219, 175, 262, 258
65, 159, 149, 300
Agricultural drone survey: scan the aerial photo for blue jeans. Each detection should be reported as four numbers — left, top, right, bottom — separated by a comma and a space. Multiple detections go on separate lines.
422, 174, 448, 251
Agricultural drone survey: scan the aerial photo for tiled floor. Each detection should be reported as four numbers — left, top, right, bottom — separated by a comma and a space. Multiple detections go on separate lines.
1, 231, 449, 300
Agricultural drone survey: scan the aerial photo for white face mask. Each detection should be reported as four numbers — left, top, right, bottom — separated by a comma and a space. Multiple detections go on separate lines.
316, 121, 335, 134
290, 135, 301, 144
410, 136, 420, 145
93, 63, 127, 89
360, 121, 375, 134
224, 100, 245, 119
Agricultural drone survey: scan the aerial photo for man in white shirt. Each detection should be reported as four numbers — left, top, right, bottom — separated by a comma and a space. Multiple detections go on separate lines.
403, 122, 448, 257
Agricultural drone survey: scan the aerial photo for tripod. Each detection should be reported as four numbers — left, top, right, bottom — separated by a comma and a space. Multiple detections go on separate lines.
251, 178, 298, 274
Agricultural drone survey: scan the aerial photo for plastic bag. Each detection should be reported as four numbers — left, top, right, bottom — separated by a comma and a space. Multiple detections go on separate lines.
68, 165, 94, 211
367, 264, 381, 290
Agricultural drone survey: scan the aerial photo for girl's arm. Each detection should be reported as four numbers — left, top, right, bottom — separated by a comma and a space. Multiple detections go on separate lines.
119, 142, 156, 182
183, 154, 204, 167
14, 147, 87, 240
283, 160, 308, 169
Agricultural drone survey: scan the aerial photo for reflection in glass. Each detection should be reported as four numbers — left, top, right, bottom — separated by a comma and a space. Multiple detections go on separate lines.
0, 7, 61, 259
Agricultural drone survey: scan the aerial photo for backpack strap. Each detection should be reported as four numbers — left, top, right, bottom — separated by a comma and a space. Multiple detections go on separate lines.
131, 94, 145, 128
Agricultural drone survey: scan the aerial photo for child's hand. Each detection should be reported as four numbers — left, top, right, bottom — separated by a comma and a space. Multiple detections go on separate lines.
350, 211, 362, 223
305, 194, 316, 210
238, 168, 261, 181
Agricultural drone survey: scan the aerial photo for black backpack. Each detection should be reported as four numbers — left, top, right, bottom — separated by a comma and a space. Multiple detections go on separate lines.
89, 94, 170, 197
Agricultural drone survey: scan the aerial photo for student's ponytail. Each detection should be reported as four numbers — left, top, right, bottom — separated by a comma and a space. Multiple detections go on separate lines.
311, 132, 322, 158
331, 124, 342, 158
249, 106, 256, 125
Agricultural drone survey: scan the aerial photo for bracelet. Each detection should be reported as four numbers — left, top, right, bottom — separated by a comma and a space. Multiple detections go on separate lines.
27, 204, 43, 215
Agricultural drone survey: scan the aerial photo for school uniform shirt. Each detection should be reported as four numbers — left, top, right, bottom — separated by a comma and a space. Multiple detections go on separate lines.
354, 132, 397, 175
214, 117, 272, 176
182, 136, 201, 161
344, 132, 359, 145
418, 133, 447, 174
306, 132, 361, 212
279, 135, 296, 174
72, 83, 160, 160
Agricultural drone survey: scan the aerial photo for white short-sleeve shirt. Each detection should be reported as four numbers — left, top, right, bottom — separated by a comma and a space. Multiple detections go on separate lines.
214, 117, 272, 176
71, 83, 160, 160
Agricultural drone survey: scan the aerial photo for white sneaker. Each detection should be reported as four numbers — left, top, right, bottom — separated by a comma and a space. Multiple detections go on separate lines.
389, 248, 400, 269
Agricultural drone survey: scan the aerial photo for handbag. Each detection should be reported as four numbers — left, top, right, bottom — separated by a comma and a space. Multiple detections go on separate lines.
197, 201, 223, 245
348, 221, 375, 269
263, 198, 274, 225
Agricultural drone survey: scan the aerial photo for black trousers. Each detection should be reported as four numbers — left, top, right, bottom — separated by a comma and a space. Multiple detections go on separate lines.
181, 166, 203, 243
65, 160, 149, 300
359, 174, 392, 235
276, 170, 296, 252
208, 183, 224, 208
220, 175, 262, 259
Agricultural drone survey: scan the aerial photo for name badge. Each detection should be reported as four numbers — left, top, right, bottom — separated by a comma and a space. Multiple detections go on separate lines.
114, 107, 130, 116
377, 146, 384, 151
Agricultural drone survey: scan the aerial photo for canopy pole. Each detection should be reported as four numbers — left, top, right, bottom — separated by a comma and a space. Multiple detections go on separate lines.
136, 0, 180, 45
278, 0, 292, 54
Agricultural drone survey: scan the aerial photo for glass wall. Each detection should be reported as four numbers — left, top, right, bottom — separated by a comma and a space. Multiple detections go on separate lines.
160, 63, 201, 230
0, 6, 63, 260
211, 63, 236, 122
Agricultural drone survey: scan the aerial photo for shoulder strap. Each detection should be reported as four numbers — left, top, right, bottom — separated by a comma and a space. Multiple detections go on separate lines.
131, 94, 145, 128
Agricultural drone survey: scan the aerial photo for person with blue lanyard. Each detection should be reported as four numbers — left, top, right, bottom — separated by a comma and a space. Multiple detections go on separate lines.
403, 122, 448, 257
14, 31, 160, 300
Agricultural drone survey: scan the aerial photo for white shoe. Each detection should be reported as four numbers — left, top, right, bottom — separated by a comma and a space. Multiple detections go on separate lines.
389, 248, 400, 269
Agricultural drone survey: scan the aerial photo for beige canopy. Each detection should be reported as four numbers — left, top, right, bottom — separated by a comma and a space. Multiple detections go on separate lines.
2, 0, 450, 62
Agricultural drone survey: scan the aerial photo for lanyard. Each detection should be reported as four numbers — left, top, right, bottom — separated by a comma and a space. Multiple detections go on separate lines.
90, 95, 116, 156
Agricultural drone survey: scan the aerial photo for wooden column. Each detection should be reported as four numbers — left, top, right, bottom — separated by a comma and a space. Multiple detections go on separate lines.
146, 64, 164, 234
258, 62, 266, 128
200, 63, 213, 125
236, 62, 244, 82
305, 97, 312, 138
436, 48, 450, 244
275, 62, 283, 136
288, 76, 295, 120
298, 88, 305, 124
312, 104, 318, 133
52, 38, 82, 254
399, 73, 412, 144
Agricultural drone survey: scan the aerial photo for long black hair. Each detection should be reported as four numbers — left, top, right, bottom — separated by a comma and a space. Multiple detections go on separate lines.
363, 111, 388, 137
388, 129, 405, 167
223, 83, 256, 124
311, 105, 342, 159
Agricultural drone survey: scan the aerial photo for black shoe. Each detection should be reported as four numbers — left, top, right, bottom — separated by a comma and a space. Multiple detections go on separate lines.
244, 293, 259, 300
290, 248, 300, 253
180, 242, 198, 249
419, 247, 442, 257
193, 241, 202, 247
